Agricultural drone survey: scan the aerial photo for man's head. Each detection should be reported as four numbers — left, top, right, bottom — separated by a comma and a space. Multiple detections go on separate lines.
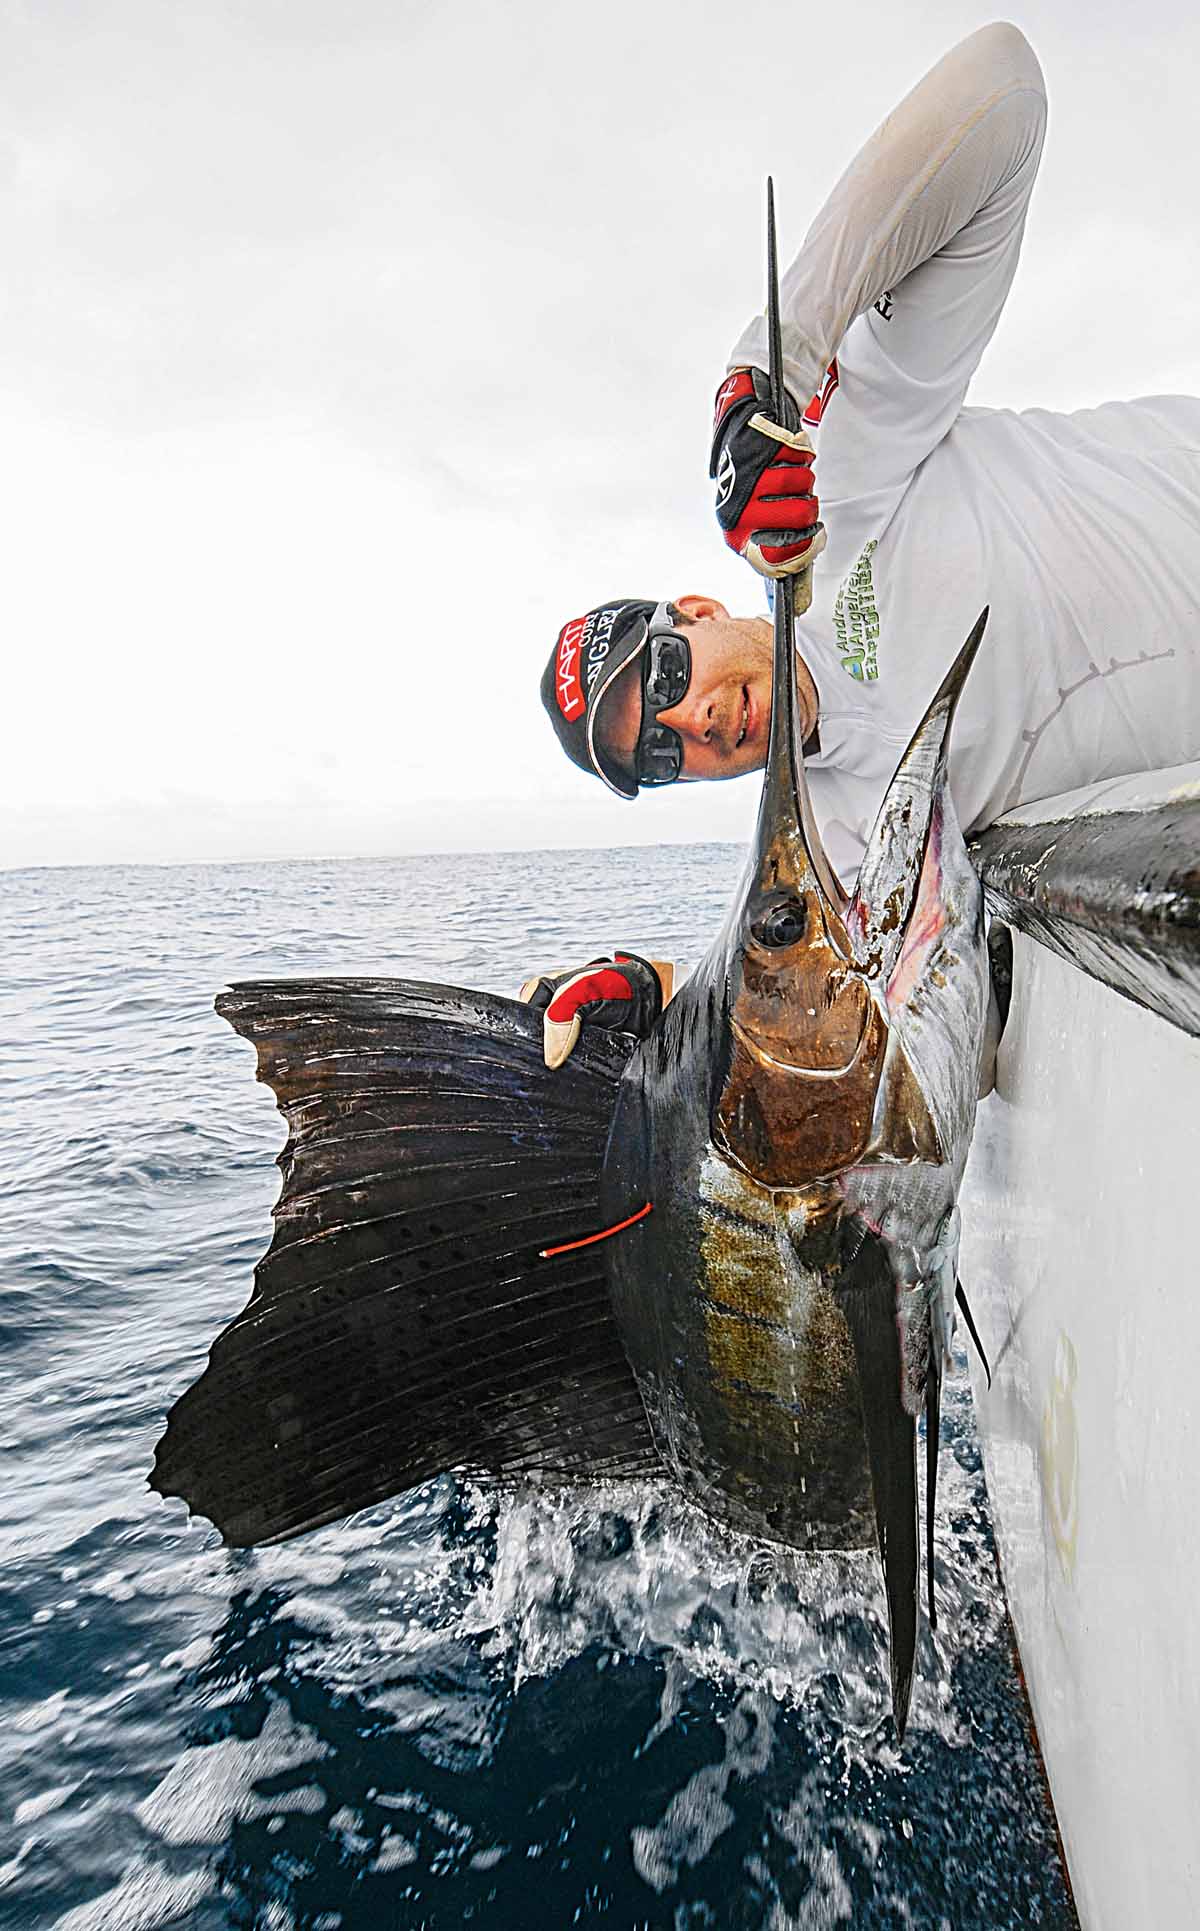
540, 594, 801, 799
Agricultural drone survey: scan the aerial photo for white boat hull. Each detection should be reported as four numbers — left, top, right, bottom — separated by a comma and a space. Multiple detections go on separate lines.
962, 766, 1200, 1931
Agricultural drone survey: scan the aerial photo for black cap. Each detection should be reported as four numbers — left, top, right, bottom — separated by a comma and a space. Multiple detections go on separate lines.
540, 599, 659, 800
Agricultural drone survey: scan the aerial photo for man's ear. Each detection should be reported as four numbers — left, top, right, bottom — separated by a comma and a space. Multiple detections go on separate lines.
674, 594, 729, 622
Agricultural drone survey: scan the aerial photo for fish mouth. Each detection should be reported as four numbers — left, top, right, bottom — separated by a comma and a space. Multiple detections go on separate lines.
717, 943, 886, 1185
729, 1006, 874, 1080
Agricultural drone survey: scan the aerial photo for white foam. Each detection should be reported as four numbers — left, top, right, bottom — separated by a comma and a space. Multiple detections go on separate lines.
14, 1782, 76, 1826
632, 1692, 773, 1891
370, 1832, 419, 1872
14, 1690, 69, 1734
52, 1858, 213, 1931
135, 1699, 329, 1847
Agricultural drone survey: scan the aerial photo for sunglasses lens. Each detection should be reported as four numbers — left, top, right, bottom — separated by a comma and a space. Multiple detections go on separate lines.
644, 633, 690, 711
636, 722, 683, 786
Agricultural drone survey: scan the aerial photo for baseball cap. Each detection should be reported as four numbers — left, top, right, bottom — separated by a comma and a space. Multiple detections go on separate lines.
540, 599, 660, 800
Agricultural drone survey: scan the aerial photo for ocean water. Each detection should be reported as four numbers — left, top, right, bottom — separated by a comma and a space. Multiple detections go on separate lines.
0, 847, 1077, 1930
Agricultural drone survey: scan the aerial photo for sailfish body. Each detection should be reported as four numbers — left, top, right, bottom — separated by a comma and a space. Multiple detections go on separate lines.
151, 586, 989, 1741
598, 610, 990, 1730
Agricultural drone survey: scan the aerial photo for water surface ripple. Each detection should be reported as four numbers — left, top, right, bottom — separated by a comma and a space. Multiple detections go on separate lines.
0, 850, 1076, 1928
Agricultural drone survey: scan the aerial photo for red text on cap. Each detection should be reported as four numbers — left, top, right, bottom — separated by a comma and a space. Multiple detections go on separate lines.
555, 618, 586, 721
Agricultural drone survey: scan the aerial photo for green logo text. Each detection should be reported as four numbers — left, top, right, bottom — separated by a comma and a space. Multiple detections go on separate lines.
833, 539, 880, 682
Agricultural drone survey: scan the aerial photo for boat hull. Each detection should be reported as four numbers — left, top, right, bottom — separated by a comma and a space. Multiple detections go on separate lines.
962, 765, 1200, 1931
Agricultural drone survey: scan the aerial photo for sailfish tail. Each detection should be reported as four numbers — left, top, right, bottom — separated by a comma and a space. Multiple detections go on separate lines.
150, 978, 657, 1545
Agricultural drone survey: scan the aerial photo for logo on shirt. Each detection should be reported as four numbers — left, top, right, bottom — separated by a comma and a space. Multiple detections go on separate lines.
873, 290, 895, 321
833, 540, 881, 681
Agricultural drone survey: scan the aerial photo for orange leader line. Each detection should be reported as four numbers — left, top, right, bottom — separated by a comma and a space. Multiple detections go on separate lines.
539, 1201, 653, 1259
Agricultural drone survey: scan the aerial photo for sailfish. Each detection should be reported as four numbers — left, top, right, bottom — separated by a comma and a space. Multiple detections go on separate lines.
151, 193, 992, 1740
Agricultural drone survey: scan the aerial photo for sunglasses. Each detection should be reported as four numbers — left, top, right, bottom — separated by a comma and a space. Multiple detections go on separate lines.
634, 603, 692, 787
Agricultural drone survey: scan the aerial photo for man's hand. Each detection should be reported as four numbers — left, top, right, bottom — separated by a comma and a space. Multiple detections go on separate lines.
710, 367, 826, 582
519, 953, 674, 1069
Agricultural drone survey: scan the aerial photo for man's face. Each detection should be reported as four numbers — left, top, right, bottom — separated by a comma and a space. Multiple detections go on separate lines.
596, 598, 774, 785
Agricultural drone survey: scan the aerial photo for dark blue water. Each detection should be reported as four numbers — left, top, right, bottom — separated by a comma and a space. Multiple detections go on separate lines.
0, 849, 1076, 1929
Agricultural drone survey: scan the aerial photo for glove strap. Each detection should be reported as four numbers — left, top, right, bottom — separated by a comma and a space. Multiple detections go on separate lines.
747, 411, 815, 457
615, 952, 675, 1007
743, 523, 828, 586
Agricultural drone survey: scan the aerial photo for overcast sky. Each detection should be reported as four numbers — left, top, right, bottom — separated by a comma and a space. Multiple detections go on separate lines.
3, 0, 1198, 869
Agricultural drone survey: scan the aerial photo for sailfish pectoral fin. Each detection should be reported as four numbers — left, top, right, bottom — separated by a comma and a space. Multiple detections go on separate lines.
839, 1258, 920, 1742
925, 1353, 941, 1632
956, 1278, 992, 1389
869, 1410, 918, 1743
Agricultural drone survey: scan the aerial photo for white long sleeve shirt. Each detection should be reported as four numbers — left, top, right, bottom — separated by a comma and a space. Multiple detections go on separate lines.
730, 22, 1200, 883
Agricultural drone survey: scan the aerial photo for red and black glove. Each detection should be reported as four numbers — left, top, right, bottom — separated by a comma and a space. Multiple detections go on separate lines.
519, 953, 672, 1069
710, 367, 825, 580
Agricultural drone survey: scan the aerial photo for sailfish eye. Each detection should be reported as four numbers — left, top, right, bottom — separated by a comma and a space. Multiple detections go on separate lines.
751, 898, 807, 948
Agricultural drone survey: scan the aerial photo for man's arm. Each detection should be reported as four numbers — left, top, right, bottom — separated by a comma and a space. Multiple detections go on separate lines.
729, 23, 1047, 472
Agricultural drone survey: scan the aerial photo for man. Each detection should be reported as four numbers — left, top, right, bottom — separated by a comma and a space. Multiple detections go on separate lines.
530, 22, 1200, 1058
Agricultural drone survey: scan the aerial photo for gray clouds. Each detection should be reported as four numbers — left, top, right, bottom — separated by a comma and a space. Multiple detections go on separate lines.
2, 0, 1198, 867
